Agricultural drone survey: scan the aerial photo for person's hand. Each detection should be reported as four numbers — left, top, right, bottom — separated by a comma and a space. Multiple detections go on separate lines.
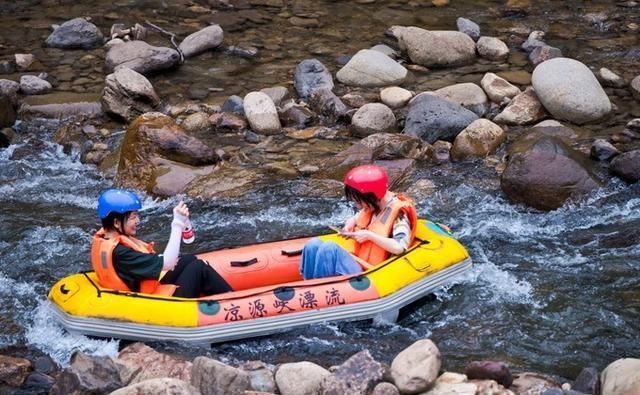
171, 201, 190, 230
343, 216, 356, 232
341, 229, 373, 243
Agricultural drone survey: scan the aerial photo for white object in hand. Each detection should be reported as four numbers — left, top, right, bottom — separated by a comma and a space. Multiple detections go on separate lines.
182, 219, 195, 244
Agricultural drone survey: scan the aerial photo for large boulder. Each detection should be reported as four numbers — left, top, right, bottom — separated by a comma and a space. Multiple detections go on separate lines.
105, 41, 180, 75
391, 339, 441, 394
500, 136, 601, 211
404, 94, 479, 143
116, 113, 218, 193
601, 359, 640, 395
294, 59, 334, 100
243, 91, 281, 135
610, 150, 640, 183
179, 24, 223, 58
102, 67, 161, 122
45, 17, 104, 49
532, 58, 611, 124
389, 26, 476, 67
337, 49, 407, 87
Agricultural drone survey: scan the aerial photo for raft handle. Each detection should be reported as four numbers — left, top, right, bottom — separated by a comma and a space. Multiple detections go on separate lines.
281, 249, 303, 257
230, 257, 259, 267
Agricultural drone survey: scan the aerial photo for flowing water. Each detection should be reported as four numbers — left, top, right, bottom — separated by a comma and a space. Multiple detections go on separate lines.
1, 0, 639, 380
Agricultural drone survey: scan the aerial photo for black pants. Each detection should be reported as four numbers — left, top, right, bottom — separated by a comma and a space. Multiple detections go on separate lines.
160, 254, 232, 298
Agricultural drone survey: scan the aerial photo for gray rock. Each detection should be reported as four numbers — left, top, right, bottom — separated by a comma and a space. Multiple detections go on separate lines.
294, 58, 334, 100
275, 361, 330, 395
237, 361, 275, 394
522, 30, 546, 52
456, 17, 480, 41
244, 91, 281, 135
222, 95, 244, 114
529, 45, 563, 66
49, 351, 122, 395
532, 57, 611, 124
501, 136, 601, 211
572, 367, 599, 394
191, 357, 250, 395
102, 67, 161, 122
380, 86, 413, 109
351, 103, 396, 136
391, 339, 441, 394
598, 68, 626, 88
336, 49, 407, 87
610, 150, 640, 183
370, 44, 398, 58
20, 75, 52, 95
0, 79, 20, 104
321, 350, 385, 395
493, 87, 548, 125
481, 72, 521, 103
434, 82, 489, 117
360, 133, 428, 160
105, 40, 180, 75
404, 93, 478, 143
308, 87, 349, 124
260, 86, 289, 107
389, 26, 476, 67
477, 36, 510, 61
590, 139, 620, 161
45, 17, 104, 49
179, 24, 224, 58
600, 358, 640, 395
371, 382, 400, 395
279, 102, 315, 128
631, 75, 640, 101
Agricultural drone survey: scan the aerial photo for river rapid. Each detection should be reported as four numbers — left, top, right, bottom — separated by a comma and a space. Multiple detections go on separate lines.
0, 0, 639, 381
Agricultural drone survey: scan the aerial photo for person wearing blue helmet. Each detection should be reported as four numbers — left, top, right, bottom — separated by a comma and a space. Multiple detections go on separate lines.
91, 189, 231, 298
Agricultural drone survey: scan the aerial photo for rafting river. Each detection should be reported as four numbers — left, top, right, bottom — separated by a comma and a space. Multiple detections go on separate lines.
1, 0, 639, 381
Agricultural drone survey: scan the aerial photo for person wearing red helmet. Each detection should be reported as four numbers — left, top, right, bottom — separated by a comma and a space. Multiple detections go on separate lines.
91, 189, 232, 298
300, 165, 417, 279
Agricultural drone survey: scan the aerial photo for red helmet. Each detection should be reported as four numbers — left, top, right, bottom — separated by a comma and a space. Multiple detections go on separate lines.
344, 165, 388, 200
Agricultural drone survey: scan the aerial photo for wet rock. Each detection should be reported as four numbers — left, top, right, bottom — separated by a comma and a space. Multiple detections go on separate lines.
111, 378, 199, 395
351, 103, 396, 136
493, 87, 548, 125
336, 49, 407, 87
0, 60, 15, 74
238, 361, 276, 393
15, 53, 36, 70
389, 26, 476, 67
209, 112, 247, 132
532, 58, 611, 124
316, 143, 375, 180
341, 92, 378, 108
510, 372, 559, 395
222, 95, 244, 113
50, 351, 122, 395
541, 389, 587, 395
452, 119, 505, 160
260, 86, 289, 107
116, 343, 192, 385
179, 24, 224, 58
19, 92, 102, 119
427, 372, 477, 395
404, 93, 478, 143
245, 130, 260, 143
244, 91, 281, 135
477, 36, 510, 61
45, 17, 104, 49
360, 132, 428, 160
501, 136, 601, 211
464, 360, 513, 388
572, 367, 599, 395
105, 40, 180, 75
456, 17, 480, 41
116, 113, 218, 192
529, 45, 563, 66
0, 79, 20, 104
279, 101, 315, 128
481, 72, 521, 103
191, 356, 251, 395
0, 127, 16, 148
0, 355, 31, 387
20, 75, 52, 95
0, 96, 16, 128
434, 82, 489, 117
182, 112, 211, 133
294, 58, 334, 100
321, 350, 385, 395
610, 150, 640, 183
631, 75, 640, 101
102, 67, 161, 122
33, 356, 57, 375
380, 86, 413, 108
275, 361, 330, 395
522, 30, 546, 52
600, 358, 640, 395
391, 339, 441, 393
598, 68, 626, 88
591, 139, 620, 161
308, 87, 349, 124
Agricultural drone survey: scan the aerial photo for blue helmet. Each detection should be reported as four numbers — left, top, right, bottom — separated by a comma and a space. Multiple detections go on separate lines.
97, 189, 142, 219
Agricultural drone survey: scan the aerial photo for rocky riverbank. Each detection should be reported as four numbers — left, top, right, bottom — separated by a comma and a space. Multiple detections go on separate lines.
1, 339, 639, 394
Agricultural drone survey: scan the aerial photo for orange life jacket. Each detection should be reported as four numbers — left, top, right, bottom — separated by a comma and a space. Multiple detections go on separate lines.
354, 194, 418, 265
91, 229, 176, 295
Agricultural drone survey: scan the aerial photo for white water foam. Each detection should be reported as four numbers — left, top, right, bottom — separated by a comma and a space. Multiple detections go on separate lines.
25, 301, 120, 367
